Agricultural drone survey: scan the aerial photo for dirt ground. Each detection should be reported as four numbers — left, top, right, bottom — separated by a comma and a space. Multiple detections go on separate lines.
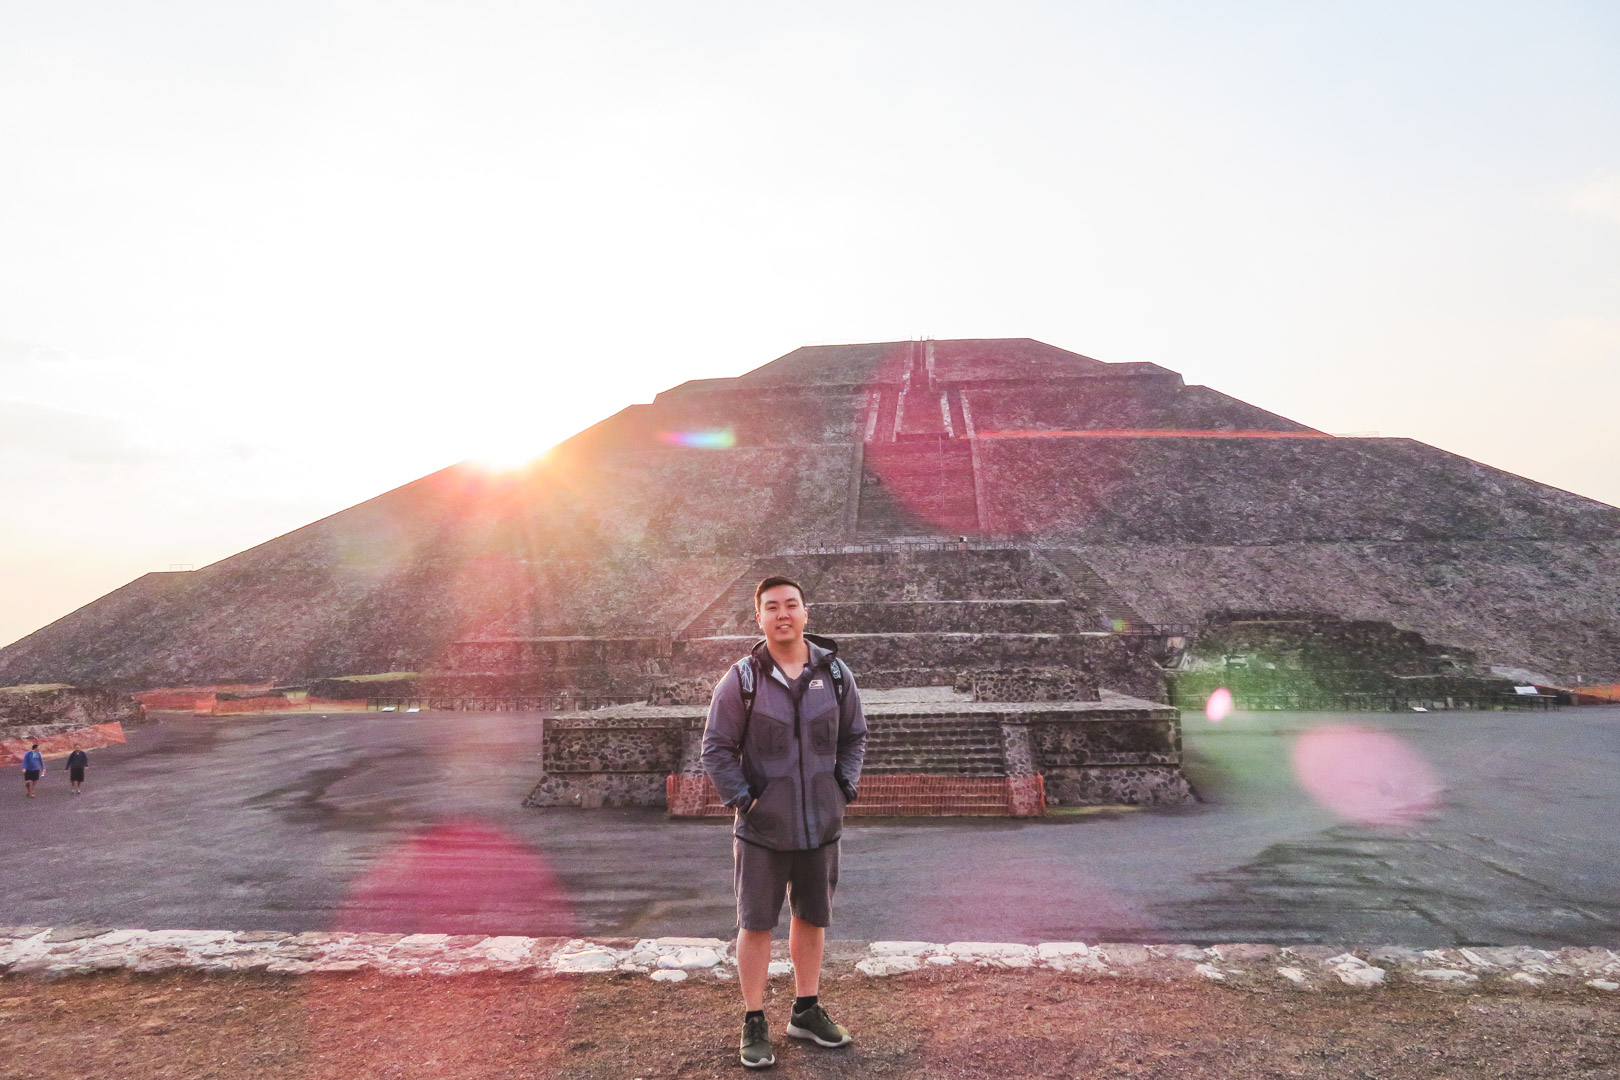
2, 969, 1617, 1079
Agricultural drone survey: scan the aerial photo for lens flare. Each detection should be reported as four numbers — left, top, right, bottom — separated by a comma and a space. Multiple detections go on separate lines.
337, 821, 576, 936
1204, 686, 1234, 722
1291, 725, 1440, 827
658, 428, 736, 449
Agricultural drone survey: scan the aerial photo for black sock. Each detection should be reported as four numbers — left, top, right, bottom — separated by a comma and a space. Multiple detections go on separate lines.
745, 1009, 764, 1022
793, 995, 817, 1013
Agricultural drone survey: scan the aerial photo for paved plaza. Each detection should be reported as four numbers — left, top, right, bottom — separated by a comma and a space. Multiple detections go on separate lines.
4, 706, 1617, 946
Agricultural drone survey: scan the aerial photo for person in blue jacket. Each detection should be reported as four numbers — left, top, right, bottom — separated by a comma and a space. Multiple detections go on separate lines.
21, 744, 44, 798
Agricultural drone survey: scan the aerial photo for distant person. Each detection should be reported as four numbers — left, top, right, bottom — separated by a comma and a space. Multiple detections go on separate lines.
22, 744, 44, 798
66, 747, 88, 794
702, 576, 868, 1070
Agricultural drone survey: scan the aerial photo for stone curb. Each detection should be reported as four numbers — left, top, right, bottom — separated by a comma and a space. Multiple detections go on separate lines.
2, 927, 1618, 993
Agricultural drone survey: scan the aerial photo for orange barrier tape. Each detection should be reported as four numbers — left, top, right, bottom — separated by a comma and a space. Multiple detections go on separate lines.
2, 722, 126, 766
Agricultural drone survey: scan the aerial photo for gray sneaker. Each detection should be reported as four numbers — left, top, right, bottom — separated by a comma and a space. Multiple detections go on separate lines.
786, 1003, 852, 1047
740, 1014, 775, 1069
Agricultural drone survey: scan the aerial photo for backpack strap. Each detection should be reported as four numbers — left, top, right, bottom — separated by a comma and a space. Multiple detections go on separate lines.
828, 657, 848, 711
734, 655, 759, 735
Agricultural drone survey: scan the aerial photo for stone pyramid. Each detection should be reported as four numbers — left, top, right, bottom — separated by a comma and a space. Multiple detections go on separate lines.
3, 337, 1617, 692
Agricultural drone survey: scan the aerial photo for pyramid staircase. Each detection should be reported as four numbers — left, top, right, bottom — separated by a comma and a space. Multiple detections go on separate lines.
857, 438, 979, 537
675, 564, 765, 640
854, 339, 982, 538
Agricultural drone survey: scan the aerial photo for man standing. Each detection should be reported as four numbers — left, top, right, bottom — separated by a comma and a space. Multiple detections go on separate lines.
21, 743, 44, 798
66, 746, 89, 794
702, 576, 867, 1070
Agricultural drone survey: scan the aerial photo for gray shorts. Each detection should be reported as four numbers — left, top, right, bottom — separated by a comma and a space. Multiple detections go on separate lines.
733, 838, 839, 931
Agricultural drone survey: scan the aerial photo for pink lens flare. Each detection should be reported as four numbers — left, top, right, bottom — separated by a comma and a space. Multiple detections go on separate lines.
336, 821, 576, 936
1204, 687, 1234, 722
1291, 725, 1441, 827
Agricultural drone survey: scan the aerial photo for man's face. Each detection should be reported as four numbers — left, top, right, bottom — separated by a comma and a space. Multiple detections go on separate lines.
755, 584, 808, 648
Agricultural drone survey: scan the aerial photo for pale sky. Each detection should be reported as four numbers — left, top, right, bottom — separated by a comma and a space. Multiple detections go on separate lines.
3, 1, 1618, 649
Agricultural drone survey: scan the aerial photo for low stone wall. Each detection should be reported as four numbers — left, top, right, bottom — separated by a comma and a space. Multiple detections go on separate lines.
854, 668, 961, 689
647, 676, 720, 707
6, 925, 1619, 993
524, 714, 693, 808
1028, 716, 1179, 766
525, 772, 669, 809
1016, 710, 1191, 806
1040, 765, 1193, 806
0, 685, 142, 728
962, 667, 1100, 702
543, 722, 684, 774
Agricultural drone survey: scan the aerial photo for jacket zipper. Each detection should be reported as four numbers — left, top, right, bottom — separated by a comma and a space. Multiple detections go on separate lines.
795, 672, 812, 849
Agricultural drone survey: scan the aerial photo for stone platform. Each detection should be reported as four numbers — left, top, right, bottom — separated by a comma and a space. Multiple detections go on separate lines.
524, 686, 1191, 815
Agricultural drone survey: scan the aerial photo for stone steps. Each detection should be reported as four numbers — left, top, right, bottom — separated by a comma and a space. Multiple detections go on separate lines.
677, 571, 764, 640
862, 716, 1007, 776
857, 439, 979, 537
666, 773, 1043, 817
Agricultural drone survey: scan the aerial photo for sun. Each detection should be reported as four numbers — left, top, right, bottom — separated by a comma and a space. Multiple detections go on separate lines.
466, 435, 553, 472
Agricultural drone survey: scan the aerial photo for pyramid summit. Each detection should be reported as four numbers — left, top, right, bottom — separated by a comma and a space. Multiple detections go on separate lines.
4, 336, 1618, 695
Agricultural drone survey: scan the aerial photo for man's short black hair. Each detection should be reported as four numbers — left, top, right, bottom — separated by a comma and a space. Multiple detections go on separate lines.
754, 576, 805, 609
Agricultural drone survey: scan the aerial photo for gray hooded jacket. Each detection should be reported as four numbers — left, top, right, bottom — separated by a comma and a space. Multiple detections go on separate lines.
701, 635, 868, 852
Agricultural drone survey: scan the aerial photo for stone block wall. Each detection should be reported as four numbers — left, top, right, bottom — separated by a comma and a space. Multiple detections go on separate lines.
961, 667, 1101, 702
672, 633, 1166, 701
525, 772, 670, 809
1039, 765, 1193, 806
543, 724, 684, 774
807, 600, 1088, 635
443, 637, 669, 675
1027, 717, 1179, 766
524, 716, 692, 808
1013, 713, 1192, 807
647, 676, 721, 707
0, 685, 142, 729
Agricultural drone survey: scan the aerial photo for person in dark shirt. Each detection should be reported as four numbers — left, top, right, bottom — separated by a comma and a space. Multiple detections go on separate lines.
66, 747, 89, 794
